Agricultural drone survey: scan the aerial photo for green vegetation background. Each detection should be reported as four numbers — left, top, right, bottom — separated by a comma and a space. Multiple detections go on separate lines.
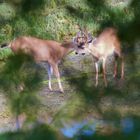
0, 0, 139, 43
0, 0, 140, 140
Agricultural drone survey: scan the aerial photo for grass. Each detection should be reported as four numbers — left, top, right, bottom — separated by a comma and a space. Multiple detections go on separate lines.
0, 0, 138, 43
0, 47, 13, 60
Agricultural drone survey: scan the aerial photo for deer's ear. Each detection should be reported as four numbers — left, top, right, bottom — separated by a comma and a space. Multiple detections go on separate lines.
87, 33, 93, 43
73, 37, 78, 44
73, 31, 82, 44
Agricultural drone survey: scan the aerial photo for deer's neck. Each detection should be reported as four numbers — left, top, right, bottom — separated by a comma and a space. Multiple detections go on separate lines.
61, 42, 75, 56
87, 42, 101, 60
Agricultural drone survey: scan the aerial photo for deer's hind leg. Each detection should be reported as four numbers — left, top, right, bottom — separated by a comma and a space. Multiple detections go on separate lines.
44, 63, 53, 91
113, 52, 119, 78
51, 63, 64, 93
120, 55, 124, 79
113, 51, 124, 79
102, 58, 108, 87
95, 62, 99, 87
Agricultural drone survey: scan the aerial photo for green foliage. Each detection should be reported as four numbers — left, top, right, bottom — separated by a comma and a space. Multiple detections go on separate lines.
0, 24, 13, 41
0, 1, 139, 138
0, 47, 13, 60
0, 124, 57, 140
0, 0, 138, 42
13, 17, 30, 36
0, 54, 44, 119
45, 8, 76, 40
0, 3, 15, 21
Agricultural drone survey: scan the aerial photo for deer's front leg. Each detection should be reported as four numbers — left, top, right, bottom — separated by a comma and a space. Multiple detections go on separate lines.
102, 58, 107, 87
121, 56, 124, 79
95, 62, 99, 87
113, 54, 118, 78
52, 63, 64, 93
113, 60, 118, 78
46, 63, 53, 91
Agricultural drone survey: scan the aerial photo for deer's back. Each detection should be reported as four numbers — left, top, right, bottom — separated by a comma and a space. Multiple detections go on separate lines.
93, 28, 121, 57
10, 36, 64, 62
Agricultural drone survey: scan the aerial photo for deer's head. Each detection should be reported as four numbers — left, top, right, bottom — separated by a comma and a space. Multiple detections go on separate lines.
73, 27, 93, 55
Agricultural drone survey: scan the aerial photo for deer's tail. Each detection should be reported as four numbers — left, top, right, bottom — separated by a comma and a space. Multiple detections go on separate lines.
0, 42, 12, 49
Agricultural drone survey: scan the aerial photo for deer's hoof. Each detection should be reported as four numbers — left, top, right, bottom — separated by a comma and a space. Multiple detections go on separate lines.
60, 89, 64, 93
113, 74, 117, 78
49, 88, 53, 92
121, 76, 124, 80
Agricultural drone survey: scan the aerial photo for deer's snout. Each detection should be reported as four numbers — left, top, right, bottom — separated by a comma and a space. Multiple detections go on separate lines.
78, 43, 85, 49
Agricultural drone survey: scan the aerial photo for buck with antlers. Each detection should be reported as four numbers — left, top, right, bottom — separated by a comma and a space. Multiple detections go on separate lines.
1, 36, 76, 93
74, 27, 124, 87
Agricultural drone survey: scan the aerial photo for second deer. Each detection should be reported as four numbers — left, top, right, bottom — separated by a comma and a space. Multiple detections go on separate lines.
74, 27, 124, 87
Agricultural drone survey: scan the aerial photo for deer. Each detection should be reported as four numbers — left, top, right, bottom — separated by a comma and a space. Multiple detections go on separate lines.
1, 36, 76, 93
74, 27, 124, 87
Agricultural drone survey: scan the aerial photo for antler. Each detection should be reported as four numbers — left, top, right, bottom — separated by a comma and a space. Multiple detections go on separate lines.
81, 26, 88, 42
83, 26, 93, 43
